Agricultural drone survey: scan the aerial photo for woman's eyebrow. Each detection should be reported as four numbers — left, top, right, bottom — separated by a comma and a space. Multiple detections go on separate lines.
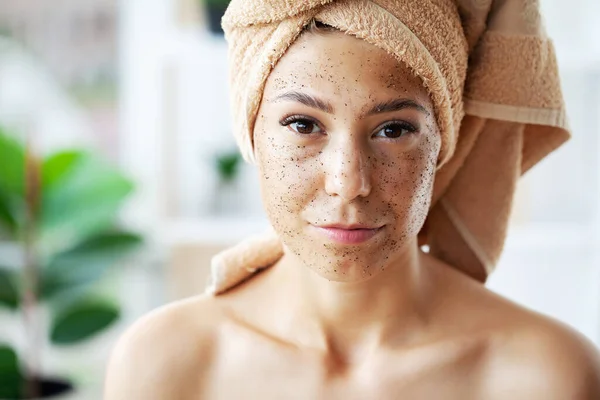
272, 91, 334, 113
364, 99, 429, 117
272, 91, 428, 117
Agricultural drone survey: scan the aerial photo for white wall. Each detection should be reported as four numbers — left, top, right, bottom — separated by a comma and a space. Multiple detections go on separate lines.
118, 0, 176, 232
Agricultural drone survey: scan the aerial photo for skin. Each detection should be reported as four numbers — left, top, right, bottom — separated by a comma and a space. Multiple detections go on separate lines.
104, 31, 600, 399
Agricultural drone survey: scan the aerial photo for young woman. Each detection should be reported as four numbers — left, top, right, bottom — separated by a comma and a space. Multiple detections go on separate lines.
105, 1, 600, 398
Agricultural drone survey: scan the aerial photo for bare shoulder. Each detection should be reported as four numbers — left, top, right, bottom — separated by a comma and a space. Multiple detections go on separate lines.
103, 294, 226, 400
482, 302, 600, 399
436, 263, 600, 399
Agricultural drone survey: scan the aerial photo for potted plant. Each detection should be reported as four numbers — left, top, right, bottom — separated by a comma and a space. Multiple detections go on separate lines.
0, 127, 142, 399
200, 0, 231, 34
211, 148, 243, 214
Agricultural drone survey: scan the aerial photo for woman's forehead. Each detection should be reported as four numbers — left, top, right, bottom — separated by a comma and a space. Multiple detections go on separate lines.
264, 31, 431, 107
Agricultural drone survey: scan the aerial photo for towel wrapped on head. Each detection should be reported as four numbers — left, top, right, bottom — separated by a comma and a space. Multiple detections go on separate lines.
206, 0, 570, 295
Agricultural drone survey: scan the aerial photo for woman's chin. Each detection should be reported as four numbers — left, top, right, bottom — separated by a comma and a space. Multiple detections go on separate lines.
302, 254, 391, 283
280, 228, 413, 281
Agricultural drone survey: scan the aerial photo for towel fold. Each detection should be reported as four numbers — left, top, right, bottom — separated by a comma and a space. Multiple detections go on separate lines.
206, 0, 570, 294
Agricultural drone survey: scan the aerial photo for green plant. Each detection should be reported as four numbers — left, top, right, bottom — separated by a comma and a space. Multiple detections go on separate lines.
215, 149, 242, 183
202, 0, 231, 8
0, 127, 142, 398
200, 0, 231, 34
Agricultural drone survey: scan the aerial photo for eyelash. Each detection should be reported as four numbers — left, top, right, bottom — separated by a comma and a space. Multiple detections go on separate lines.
280, 115, 323, 135
374, 121, 418, 139
279, 115, 419, 139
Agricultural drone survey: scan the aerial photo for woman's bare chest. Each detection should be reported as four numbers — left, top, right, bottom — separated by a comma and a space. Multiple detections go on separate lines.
199, 329, 488, 400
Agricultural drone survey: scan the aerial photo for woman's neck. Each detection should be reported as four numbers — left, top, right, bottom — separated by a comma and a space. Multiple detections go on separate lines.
267, 237, 436, 361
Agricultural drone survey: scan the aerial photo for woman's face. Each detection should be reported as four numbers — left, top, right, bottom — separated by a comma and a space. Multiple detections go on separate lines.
254, 30, 441, 282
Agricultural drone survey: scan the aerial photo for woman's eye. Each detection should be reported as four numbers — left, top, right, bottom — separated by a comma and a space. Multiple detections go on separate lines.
291, 121, 320, 134
281, 117, 322, 135
374, 122, 416, 139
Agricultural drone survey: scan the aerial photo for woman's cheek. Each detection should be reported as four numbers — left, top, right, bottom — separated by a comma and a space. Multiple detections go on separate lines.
375, 146, 436, 217
257, 135, 318, 220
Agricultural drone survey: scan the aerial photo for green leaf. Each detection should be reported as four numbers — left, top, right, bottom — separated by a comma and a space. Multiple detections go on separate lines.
0, 191, 17, 238
203, 0, 231, 8
0, 129, 25, 196
215, 150, 241, 182
41, 150, 83, 191
0, 344, 19, 374
50, 299, 120, 345
40, 231, 142, 299
39, 151, 135, 249
0, 344, 22, 399
0, 267, 19, 309
0, 130, 26, 237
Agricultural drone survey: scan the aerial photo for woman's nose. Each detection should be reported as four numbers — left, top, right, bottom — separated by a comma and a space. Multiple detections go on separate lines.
323, 141, 372, 201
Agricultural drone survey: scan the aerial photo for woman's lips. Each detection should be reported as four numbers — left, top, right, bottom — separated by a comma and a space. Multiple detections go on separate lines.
313, 225, 384, 244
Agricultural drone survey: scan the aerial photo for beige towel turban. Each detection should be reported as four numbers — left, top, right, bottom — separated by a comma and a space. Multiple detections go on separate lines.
206, 0, 570, 294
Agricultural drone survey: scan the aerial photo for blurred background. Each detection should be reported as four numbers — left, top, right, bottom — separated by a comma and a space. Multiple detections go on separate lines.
0, 0, 598, 398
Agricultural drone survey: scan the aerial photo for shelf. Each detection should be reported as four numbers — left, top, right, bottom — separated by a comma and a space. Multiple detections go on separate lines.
158, 215, 271, 247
